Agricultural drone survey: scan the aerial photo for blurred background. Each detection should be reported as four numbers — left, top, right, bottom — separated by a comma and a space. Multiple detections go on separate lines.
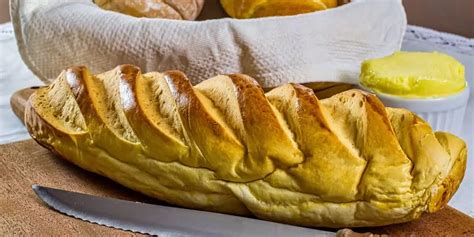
2, 0, 473, 38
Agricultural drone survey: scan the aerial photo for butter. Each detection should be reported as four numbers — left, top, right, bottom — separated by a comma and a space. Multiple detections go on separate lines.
360, 51, 466, 98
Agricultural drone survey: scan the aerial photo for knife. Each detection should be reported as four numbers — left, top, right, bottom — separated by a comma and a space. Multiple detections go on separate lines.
32, 185, 336, 236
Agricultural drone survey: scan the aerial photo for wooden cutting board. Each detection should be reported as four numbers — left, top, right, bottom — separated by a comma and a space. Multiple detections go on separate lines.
2, 87, 473, 236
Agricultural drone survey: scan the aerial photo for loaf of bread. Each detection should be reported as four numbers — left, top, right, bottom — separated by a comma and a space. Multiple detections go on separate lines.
220, 0, 338, 18
94, 0, 204, 20
25, 65, 467, 227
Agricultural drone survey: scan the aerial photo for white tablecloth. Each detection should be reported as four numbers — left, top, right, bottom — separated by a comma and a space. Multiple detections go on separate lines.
0, 23, 40, 143
0, 22, 473, 217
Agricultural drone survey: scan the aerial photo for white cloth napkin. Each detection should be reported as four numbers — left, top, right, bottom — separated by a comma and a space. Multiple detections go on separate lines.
11, 0, 406, 86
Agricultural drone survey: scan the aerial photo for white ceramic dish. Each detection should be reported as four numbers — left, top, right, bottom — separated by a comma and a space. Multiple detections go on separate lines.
359, 84, 470, 136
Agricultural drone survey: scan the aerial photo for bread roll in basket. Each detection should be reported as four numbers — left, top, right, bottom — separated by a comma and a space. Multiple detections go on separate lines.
25, 64, 467, 227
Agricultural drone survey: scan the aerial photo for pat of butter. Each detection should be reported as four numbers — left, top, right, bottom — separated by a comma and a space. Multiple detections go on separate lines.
360, 51, 466, 98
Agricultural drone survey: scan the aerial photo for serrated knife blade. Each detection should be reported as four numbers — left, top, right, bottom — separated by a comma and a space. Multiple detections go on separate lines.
32, 185, 335, 236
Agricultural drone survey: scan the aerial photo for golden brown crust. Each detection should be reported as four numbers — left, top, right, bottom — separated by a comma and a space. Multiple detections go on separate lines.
220, 0, 338, 18
25, 65, 468, 227
94, 0, 204, 20
119, 66, 188, 162
429, 132, 467, 212
227, 74, 303, 173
